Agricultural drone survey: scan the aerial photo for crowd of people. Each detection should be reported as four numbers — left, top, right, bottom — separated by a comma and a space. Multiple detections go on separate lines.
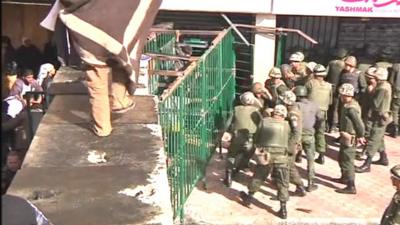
1, 35, 58, 195
223, 48, 399, 220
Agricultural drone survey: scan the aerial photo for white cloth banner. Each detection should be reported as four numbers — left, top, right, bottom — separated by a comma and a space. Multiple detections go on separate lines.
272, 0, 400, 18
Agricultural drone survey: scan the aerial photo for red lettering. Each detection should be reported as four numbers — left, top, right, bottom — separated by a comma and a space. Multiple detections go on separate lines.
341, 0, 400, 7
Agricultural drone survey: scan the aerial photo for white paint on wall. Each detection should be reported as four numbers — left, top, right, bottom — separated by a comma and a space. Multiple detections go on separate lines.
253, 14, 276, 84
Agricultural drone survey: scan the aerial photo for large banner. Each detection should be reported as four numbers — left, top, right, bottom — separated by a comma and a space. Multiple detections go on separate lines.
272, 0, 400, 18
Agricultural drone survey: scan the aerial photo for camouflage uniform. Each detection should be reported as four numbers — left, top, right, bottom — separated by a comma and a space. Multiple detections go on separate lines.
381, 164, 400, 225
305, 64, 332, 164
289, 52, 310, 86
335, 83, 365, 194
264, 67, 289, 108
357, 68, 392, 173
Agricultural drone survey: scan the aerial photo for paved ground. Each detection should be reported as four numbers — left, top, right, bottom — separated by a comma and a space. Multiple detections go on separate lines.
183, 132, 400, 225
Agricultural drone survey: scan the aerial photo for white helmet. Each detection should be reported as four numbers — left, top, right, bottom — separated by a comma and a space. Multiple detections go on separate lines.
338, 83, 355, 97
240, 91, 256, 106
289, 52, 305, 62
374, 67, 388, 80
365, 67, 377, 78
280, 91, 296, 106
269, 67, 282, 78
306, 61, 317, 72
274, 104, 288, 117
313, 64, 327, 76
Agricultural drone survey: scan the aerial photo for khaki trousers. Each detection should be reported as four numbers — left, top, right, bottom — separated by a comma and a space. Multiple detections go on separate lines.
86, 66, 131, 136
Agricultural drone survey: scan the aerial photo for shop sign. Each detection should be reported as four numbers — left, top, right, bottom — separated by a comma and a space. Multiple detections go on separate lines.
272, 0, 400, 18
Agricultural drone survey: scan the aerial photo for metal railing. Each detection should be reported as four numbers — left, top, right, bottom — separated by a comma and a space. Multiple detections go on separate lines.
144, 28, 236, 222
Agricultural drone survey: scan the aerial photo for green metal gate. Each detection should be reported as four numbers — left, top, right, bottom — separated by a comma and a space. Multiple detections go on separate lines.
144, 29, 236, 222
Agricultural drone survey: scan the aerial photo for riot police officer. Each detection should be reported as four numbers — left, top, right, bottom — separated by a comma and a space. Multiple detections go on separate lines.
381, 164, 400, 225
295, 85, 323, 192
306, 64, 333, 164
240, 105, 291, 219
224, 92, 262, 187
334, 83, 365, 194
264, 67, 289, 108
356, 67, 392, 173
280, 91, 306, 196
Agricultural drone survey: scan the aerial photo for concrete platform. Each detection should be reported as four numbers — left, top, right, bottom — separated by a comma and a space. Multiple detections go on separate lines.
183, 134, 400, 225
6, 67, 173, 225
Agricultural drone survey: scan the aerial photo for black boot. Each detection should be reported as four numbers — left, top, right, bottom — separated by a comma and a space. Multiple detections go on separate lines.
372, 151, 389, 166
306, 179, 318, 192
239, 191, 254, 207
294, 185, 306, 197
335, 179, 356, 194
295, 151, 302, 163
278, 201, 287, 219
355, 156, 372, 173
315, 153, 325, 164
224, 169, 233, 187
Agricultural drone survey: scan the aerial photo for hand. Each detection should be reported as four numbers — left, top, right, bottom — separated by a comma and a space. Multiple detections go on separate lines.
357, 137, 367, 145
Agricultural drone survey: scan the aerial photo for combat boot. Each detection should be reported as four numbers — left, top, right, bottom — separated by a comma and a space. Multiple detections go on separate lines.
278, 201, 287, 219
224, 169, 233, 187
372, 151, 389, 166
239, 191, 254, 207
294, 185, 306, 197
315, 153, 325, 165
335, 180, 356, 194
355, 156, 372, 173
306, 179, 318, 192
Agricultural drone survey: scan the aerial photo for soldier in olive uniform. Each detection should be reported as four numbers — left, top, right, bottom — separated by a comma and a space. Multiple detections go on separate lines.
289, 52, 309, 86
240, 105, 291, 219
326, 48, 347, 132
295, 85, 323, 192
356, 67, 392, 173
381, 164, 400, 225
306, 64, 333, 164
334, 83, 366, 194
362, 67, 378, 136
264, 67, 289, 108
224, 92, 263, 187
280, 91, 307, 197
389, 63, 400, 137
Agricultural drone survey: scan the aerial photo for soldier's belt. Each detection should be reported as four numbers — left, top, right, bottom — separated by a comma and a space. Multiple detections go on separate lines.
339, 131, 356, 147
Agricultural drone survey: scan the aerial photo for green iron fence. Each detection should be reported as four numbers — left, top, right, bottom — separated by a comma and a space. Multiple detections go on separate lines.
144, 29, 236, 222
